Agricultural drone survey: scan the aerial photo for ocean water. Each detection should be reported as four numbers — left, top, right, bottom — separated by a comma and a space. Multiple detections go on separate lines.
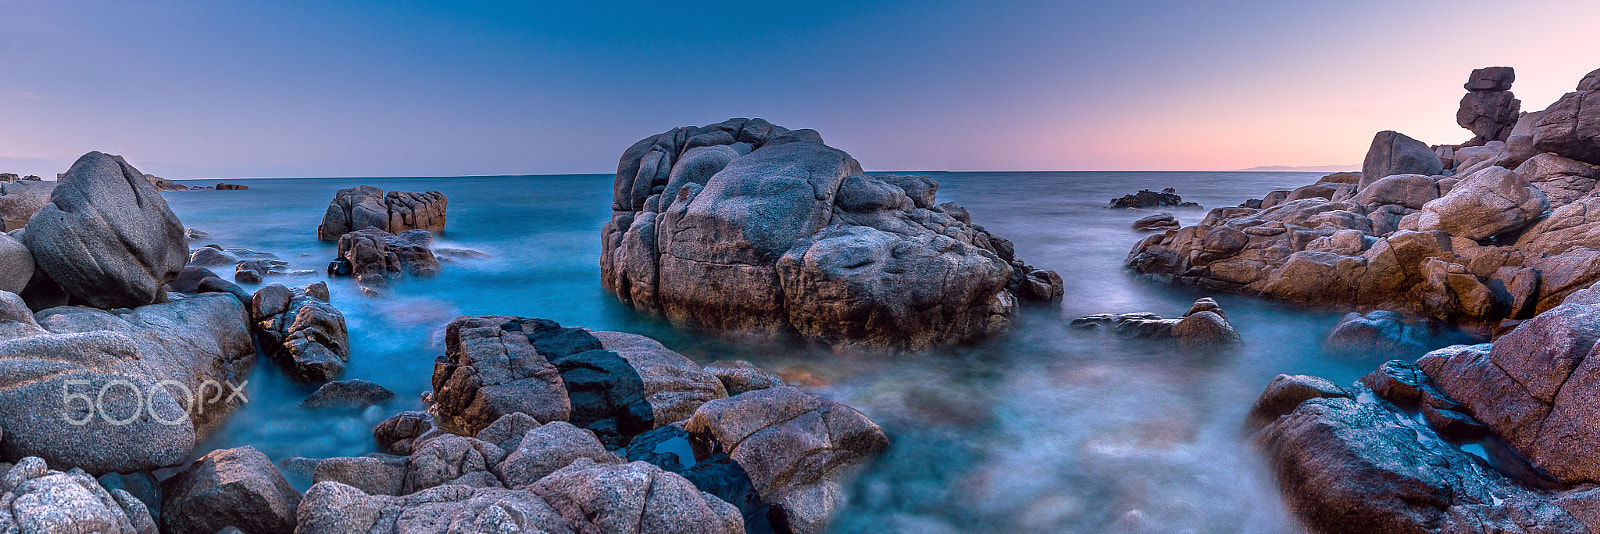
164, 171, 1448, 533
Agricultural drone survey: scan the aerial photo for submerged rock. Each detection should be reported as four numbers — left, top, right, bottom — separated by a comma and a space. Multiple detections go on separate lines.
23, 152, 186, 309
1070, 297, 1243, 348
601, 119, 1059, 352
1324, 310, 1430, 358
302, 379, 394, 409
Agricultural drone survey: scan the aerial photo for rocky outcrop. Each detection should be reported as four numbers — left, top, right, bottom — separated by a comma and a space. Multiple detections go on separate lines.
1108, 188, 1199, 209
602, 119, 1060, 352
0, 457, 157, 534
328, 228, 441, 281
0, 179, 53, 231
431, 316, 726, 447
1360, 131, 1443, 189
1246, 282, 1600, 533
1125, 69, 1600, 327
251, 282, 349, 382
161, 446, 301, 534
215, 182, 248, 190
0, 291, 254, 473
704, 360, 785, 396
684, 386, 889, 533
318, 186, 447, 241
143, 174, 187, 192
1070, 297, 1243, 349
1456, 67, 1521, 146
22, 152, 186, 309
303, 319, 884, 533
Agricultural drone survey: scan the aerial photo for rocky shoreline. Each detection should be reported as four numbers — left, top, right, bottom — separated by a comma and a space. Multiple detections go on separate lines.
1133, 66, 1600, 533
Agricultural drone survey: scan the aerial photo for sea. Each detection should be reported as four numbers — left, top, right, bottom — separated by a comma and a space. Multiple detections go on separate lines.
163, 171, 1453, 533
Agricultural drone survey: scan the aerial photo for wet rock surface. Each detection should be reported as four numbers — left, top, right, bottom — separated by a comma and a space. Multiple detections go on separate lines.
1109, 188, 1199, 209
601, 118, 1060, 352
251, 282, 350, 382
1070, 297, 1243, 349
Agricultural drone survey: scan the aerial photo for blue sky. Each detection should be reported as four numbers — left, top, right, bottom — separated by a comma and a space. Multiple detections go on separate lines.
1, 0, 1596, 178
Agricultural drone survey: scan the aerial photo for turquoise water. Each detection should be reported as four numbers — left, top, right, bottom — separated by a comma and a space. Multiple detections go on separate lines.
165, 172, 1430, 533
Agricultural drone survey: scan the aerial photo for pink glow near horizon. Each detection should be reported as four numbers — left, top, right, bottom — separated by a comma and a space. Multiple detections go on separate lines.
0, 1, 1597, 178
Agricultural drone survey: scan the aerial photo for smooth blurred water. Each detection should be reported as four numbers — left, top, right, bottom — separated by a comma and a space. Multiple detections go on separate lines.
165, 172, 1439, 533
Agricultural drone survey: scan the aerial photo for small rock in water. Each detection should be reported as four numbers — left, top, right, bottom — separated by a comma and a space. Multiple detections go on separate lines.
301, 379, 395, 409
1108, 188, 1199, 209
184, 227, 209, 240
1130, 212, 1179, 232
1071, 297, 1242, 348
434, 247, 489, 259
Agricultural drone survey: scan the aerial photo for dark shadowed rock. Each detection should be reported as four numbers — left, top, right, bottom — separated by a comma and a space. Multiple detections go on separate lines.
1109, 188, 1199, 209
1360, 131, 1443, 188
22, 152, 186, 309
333, 228, 441, 280
1324, 311, 1430, 358
302, 379, 394, 409
160, 446, 301, 534
373, 411, 434, 456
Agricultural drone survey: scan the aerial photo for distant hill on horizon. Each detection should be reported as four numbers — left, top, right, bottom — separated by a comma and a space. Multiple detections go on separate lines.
1240, 164, 1359, 172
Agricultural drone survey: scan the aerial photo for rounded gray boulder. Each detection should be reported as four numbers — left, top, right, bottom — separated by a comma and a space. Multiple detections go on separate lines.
23, 152, 186, 309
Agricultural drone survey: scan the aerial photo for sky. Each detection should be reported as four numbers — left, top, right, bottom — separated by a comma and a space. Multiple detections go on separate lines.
1, 0, 1597, 179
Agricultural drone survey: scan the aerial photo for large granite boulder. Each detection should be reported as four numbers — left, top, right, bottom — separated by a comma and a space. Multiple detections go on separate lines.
430, 316, 725, 447
0, 180, 53, 231
684, 386, 889, 534
0, 292, 254, 473
318, 186, 447, 242
1456, 67, 1521, 145
0, 457, 157, 534
161, 446, 302, 534
602, 119, 1059, 352
1360, 131, 1443, 188
22, 152, 186, 309
1415, 166, 1548, 240
251, 282, 350, 382
1533, 77, 1600, 166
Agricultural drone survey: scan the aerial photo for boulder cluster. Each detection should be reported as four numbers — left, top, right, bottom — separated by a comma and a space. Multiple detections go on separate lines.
602, 118, 1062, 352
0, 152, 261, 475
1246, 279, 1600, 533
317, 185, 448, 242
284, 316, 887, 533
1128, 67, 1600, 329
